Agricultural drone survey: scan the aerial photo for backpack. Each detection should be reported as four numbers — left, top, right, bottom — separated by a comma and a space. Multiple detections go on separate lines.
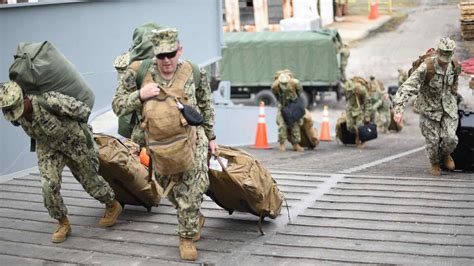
141, 61, 199, 175
281, 96, 305, 126
129, 22, 162, 63
298, 109, 319, 149
117, 59, 202, 138
9, 41, 95, 110
94, 133, 162, 211
351, 76, 369, 90
408, 48, 461, 84
206, 145, 284, 233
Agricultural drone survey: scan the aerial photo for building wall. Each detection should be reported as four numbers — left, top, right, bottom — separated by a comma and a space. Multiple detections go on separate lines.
0, 0, 223, 176
239, 0, 284, 26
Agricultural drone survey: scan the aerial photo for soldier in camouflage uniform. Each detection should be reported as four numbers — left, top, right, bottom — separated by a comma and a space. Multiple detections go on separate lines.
393, 37, 461, 176
344, 77, 372, 148
0, 82, 122, 244
112, 28, 216, 261
369, 76, 391, 133
340, 43, 350, 82
271, 69, 304, 152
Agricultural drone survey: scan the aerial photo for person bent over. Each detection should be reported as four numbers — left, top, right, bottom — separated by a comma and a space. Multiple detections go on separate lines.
344, 77, 372, 148
272, 69, 304, 152
0, 82, 122, 243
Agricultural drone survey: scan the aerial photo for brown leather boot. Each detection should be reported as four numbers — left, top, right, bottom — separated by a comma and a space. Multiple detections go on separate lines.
292, 143, 304, 152
356, 137, 365, 149
193, 213, 205, 242
431, 163, 441, 176
52, 216, 71, 243
98, 200, 123, 227
443, 155, 455, 171
279, 143, 286, 151
179, 237, 197, 261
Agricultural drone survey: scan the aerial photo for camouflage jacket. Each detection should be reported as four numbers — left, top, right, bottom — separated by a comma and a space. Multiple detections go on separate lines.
112, 60, 216, 142
15, 92, 92, 156
393, 59, 458, 121
271, 79, 302, 108
344, 79, 371, 118
371, 90, 390, 113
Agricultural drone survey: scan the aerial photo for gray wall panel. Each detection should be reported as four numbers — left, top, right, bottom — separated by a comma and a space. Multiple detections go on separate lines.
0, 0, 223, 175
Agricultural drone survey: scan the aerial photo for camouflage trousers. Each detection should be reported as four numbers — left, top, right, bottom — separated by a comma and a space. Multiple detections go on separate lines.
346, 112, 364, 134
156, 128, 209, 238
276, 110, 302, 144
37, 141, 115, 220
375, 110, 391, 133
419, 114, 458, 164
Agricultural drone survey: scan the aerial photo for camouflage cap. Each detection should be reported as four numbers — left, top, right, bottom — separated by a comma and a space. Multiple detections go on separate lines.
149, 28, 179, 55
437, 37, 456, 52
0, 81, 24, 121
278, 73, 289, 84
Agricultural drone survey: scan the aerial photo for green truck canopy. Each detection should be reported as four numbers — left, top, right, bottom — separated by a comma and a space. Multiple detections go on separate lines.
220, 29, 342, 87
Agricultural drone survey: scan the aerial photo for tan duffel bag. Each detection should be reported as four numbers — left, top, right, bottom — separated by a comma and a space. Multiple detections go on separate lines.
94, 133, 162, 211
207, 146, 284, 233
299, 109, 319, 149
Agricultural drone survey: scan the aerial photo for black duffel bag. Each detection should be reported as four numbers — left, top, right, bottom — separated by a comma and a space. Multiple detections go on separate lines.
450, 108, 474, 171
282, 96, 305, 126
358, 122, 378, 142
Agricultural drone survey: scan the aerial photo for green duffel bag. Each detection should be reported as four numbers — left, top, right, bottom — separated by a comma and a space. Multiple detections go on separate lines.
9, 41, 95, 109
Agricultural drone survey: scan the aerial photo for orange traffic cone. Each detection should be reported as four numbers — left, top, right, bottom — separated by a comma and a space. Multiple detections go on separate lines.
368, 1, 379, 20
252, 101, 270, 149
320, 105, 331, 141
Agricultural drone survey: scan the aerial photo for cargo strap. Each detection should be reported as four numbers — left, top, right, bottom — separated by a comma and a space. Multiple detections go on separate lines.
148, 156, 178, 199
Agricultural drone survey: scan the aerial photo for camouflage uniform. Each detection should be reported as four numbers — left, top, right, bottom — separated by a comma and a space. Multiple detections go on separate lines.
340, 44, 350, 82
371, 90, 391, 133
114, 29, 215, 239
368, 77, 391, 133
272, 70, 303, 145
0, 82, 115, 220
393, 38, 459, 165
344, 78, 371, 142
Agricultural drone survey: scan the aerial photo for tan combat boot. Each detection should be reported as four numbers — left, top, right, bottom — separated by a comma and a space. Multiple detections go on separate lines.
279, 143, 286, 151
98, 200, 123, 227
179, 237, 197, 261
356, 137, 365, 149
443, 155, 455, 171
431, 163, 441, 176
193, 213, 205, 242
292, 143, 304, 152
52, 216, 71, 243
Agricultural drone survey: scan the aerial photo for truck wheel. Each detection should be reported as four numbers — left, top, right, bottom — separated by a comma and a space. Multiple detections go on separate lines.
336, 83, 343, 101
300, 91, 310, 109
255, 90, 277, 107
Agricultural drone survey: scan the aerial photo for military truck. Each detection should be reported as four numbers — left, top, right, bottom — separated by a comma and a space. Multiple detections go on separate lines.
218, 29, 344, 107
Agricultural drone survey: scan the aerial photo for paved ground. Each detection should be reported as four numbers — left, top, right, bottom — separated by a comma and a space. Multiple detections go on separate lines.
2, 2, 474, 266
1, 104, 473, 265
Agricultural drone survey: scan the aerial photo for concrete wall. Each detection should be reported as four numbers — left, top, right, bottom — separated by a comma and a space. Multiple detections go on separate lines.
0, 0, 224, 176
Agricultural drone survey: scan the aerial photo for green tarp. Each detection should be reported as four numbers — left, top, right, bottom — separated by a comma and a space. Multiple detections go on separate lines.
220, 29, 342, 87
